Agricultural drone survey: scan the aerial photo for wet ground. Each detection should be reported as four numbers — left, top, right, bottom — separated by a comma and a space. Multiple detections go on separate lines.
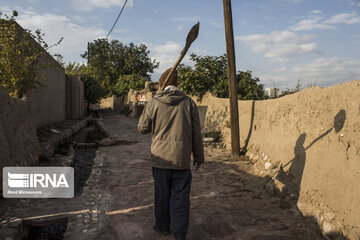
0, 111, 327, 240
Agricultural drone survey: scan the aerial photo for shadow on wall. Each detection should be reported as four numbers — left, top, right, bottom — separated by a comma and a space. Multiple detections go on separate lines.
276, 109, 346, 209
198, 100, 256, 154
194, 94, 350, 238
197, 106, 208, 129
202, 106, 229, 133
272, 110, 348, 239
242, 100, 255, 154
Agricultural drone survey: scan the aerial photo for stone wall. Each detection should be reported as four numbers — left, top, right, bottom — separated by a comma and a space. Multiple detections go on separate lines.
194, 80, 360, 239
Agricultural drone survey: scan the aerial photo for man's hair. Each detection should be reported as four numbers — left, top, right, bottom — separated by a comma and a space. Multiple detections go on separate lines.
159, 68, 178, 89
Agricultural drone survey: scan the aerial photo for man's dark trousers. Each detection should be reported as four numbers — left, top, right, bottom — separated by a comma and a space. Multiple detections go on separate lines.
152, 167, 192, 240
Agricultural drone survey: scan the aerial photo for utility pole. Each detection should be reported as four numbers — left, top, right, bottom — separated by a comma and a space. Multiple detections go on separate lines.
87, 42, 90, 66
223, 0, 240, 156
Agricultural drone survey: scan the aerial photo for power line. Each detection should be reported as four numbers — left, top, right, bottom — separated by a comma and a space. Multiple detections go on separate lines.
106, 0, 129, 38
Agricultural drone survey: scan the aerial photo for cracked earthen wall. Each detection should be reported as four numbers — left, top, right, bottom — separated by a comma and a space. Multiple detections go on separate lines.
0, 86, 40, 190
194, 80, 360, 239
0, 22, 86, 187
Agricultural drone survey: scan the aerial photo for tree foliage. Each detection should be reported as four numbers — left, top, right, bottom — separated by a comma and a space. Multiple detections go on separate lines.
237, 71, 266, 100
81, 39, 159, 96
0, 10, 62, 98
65, 63, 105, 109
112, 74, 147, 97
178, 54, 265, 100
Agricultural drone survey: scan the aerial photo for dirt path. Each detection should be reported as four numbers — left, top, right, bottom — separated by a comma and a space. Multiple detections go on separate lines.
80, 111, 325, 240
0, 111, 326, 240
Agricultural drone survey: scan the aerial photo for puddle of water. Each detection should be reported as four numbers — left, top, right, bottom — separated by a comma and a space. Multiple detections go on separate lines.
72, 123, 104, 196
73, 148, 96, 195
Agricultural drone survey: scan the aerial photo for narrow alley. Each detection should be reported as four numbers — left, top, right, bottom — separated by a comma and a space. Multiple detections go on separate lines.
1, 111, 327, 240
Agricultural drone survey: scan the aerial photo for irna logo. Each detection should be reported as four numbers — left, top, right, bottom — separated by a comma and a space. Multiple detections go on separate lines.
3, 167, 74, 198
8, 172, 69, 188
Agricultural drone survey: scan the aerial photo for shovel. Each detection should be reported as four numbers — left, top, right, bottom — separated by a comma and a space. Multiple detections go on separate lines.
160, 22, 200, 91
279, 109, 346, 171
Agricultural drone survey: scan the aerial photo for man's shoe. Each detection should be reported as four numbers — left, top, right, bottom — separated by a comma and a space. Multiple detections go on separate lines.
153, 225, 170, 235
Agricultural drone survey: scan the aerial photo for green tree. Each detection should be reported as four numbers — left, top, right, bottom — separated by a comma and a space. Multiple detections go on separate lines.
81, 39, 159, 96
65, 62, 105, 110
0, 11, 62, 98
178, 54, 228, 99
112, 73, 146, 97
178, 54, 265, 100
237, 71, 266, 100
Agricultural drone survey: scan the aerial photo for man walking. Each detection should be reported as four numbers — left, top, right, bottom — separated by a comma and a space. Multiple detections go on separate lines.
138, 68, 204, 240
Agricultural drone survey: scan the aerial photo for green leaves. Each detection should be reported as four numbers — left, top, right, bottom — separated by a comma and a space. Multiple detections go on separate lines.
178, 54, 228, 99
178, 54, 266, 100
112, 73, 146, 97
65, 63, 105, 106
0, 11, 62, 98
83, 39, 159, 96
66, 38, 158, 107
237, 70, 266, 100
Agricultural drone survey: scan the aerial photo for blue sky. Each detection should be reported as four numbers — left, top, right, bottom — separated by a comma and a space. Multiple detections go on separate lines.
1, 0, 360, 89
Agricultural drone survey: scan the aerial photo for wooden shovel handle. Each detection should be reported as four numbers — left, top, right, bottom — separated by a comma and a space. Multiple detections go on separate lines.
160, 52, 186, 91
160, 22, 200, 91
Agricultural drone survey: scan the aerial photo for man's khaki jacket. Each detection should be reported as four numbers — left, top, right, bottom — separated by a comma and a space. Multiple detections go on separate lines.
138, 87, 204, 169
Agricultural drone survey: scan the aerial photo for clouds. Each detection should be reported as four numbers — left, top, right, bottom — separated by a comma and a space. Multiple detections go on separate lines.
236, 31, 317, 62
16, 9, 107, 62
150, 41, 192, 77
149, 41, 203, 81
236, 7, 360, 88
290, 11, 360, 31
293, 57, 360, 85
325, 12, 360, 24
258, 57, 360, 89
351, 0, 360, 7
271, 0, 303, 4
310, 10, 322, 14
290, 16, 334, 31
170, 16, 200, 33
3, 0, 359, 89
151, 41, 182, 70
70, 0, 133, 12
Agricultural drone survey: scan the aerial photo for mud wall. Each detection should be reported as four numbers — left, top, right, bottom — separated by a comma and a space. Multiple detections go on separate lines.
13, 21, 86, 128
195, 80, 360, 239
0, 86, 40, 184
99, 96, 114, 109
65, 75, 87, 120
25, 53, 67, 128
99, 96, 124, 111
0, 21, 86, 176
